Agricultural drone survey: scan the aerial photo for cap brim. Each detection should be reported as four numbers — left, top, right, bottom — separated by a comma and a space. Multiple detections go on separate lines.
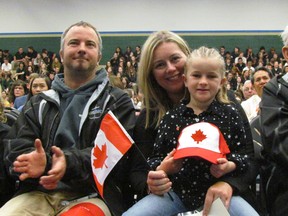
173, 147, 226, 164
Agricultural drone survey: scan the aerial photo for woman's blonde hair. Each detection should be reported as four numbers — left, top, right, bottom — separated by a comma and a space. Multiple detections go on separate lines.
0, 99, 7, 123
184, 46, 230, 104
138, 31, 191, 128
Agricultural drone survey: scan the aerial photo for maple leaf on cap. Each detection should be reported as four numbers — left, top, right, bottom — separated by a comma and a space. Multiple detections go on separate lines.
93, 144, 108, 169
191, 129, 207, 144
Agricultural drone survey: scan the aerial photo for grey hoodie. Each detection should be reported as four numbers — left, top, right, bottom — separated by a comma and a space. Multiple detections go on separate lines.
51, 68, 108, 149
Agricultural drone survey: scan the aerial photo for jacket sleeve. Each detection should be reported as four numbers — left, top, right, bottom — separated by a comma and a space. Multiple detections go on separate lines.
3, 97, 52, 181
220, 102, 259, 194
260, 76, 288, 170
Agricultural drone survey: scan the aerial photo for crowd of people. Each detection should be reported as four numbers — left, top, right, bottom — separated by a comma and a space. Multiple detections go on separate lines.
0, 37, 286, 113
0, 20, 287, 216
0, 46, 62, 109
104, 43, 287, 116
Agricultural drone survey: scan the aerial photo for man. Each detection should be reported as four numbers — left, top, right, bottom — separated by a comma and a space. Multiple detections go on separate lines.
26, 46, 38, 62
241, 67, 273, 122
2, 50, 13, 63
12, 47, 26, 69
242, 60, 255, 73
219, 45, 226, 58
1, 21, 148, 216
241, 80, 256, 100
260, 24, 288, 216
235, 57, 246, 73
271, 60, 282, 76
1, 57, 12, 73
226, 71, 237, 91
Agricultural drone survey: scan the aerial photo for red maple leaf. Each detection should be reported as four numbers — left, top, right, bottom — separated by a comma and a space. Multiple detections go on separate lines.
93, 143, 108, 169
191, 129, 207, 144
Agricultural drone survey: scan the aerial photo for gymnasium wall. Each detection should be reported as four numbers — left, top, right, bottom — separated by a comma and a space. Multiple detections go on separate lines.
0, 0, 287, 64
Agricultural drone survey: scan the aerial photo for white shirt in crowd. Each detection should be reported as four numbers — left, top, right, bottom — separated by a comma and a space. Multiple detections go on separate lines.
241, 94, 261, 122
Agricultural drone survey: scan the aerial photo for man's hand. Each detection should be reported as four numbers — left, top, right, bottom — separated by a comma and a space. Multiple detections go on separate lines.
147, 170, 172, 196
40, 146, 66, 190
202, 181, 233, 216
13, 138, 46, 181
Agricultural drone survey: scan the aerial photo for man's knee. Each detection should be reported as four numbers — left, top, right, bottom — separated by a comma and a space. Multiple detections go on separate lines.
59, 198, 111, 216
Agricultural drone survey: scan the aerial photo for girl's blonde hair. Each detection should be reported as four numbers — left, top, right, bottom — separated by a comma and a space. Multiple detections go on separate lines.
138, 31, 191, 128
184, 46, 230, 104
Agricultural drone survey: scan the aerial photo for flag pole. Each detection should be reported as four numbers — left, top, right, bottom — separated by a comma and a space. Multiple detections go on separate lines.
132, 142, 174, 201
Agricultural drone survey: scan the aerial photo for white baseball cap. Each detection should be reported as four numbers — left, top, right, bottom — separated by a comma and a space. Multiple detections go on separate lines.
174, 122, 230, 164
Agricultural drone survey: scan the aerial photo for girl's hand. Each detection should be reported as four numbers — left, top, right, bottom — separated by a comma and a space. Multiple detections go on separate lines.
210, 158, 236, 178
156, 149, 183, 175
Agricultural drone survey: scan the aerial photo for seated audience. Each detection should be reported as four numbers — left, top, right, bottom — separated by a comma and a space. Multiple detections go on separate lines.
241, 67, 272, 122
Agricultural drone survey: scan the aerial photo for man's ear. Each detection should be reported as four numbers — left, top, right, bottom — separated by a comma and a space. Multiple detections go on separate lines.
98, 54, 102, 66
282, 46, 288, 61
59, 50, 63, 63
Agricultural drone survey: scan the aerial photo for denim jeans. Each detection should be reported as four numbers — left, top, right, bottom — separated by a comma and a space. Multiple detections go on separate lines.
123, 192, 259, 216
229, 196, 259, 216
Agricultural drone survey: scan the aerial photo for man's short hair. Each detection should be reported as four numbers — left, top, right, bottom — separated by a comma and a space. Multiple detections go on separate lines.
250, 66, 273, 84
281, 24, 288, 47
60, 21, 102, 55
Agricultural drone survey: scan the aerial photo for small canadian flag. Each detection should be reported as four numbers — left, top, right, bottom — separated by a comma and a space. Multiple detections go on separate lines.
91, 111, 133, 198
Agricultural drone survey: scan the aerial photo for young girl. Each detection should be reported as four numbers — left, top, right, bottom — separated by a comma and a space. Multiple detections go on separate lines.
124, 46, 259, 216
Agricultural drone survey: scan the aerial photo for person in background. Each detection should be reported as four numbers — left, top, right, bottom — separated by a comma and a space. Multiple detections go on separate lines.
231, 46, 240, 60
260, 23, 288, 216
8, 79, 28, 108
235, 57, 246, 74
0, 49, 4, 65
1, 58, 12, 74
51, 56, 62, 73
12, 47, 26, 70
1, 21, 148, 216
271, 60, 282, 76
219, 45, 226, 58
1, 72, 14, 92
241, 80, 256, 101
283, 62, 288, 74
0, 97, 14, 207
3, 50, 13, 63
226, 71, 237, 91
1, 91, 10, 107
27, 75, 51, 99
134, 45, 141, 62
121, 76, 132, 89
235, 52, 247, 65
12, 73, 40, 111
14, 61, 27, 81
33, 53, 43, 73
124, 46, 133, 61
26, 46, 38, 62
26, 65, 35, 79
128, 31, 259, 216
241, 67, 273, 122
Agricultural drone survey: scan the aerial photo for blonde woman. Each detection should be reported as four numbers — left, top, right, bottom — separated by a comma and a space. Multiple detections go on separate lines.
127, 32, 259, 215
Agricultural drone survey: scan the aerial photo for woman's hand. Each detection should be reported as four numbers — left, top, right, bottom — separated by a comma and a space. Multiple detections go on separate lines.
147, 170, 172, 196
202, 181, 233, 216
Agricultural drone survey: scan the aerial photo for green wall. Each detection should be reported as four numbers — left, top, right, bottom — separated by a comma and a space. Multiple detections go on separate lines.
0, 33, 283, 65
